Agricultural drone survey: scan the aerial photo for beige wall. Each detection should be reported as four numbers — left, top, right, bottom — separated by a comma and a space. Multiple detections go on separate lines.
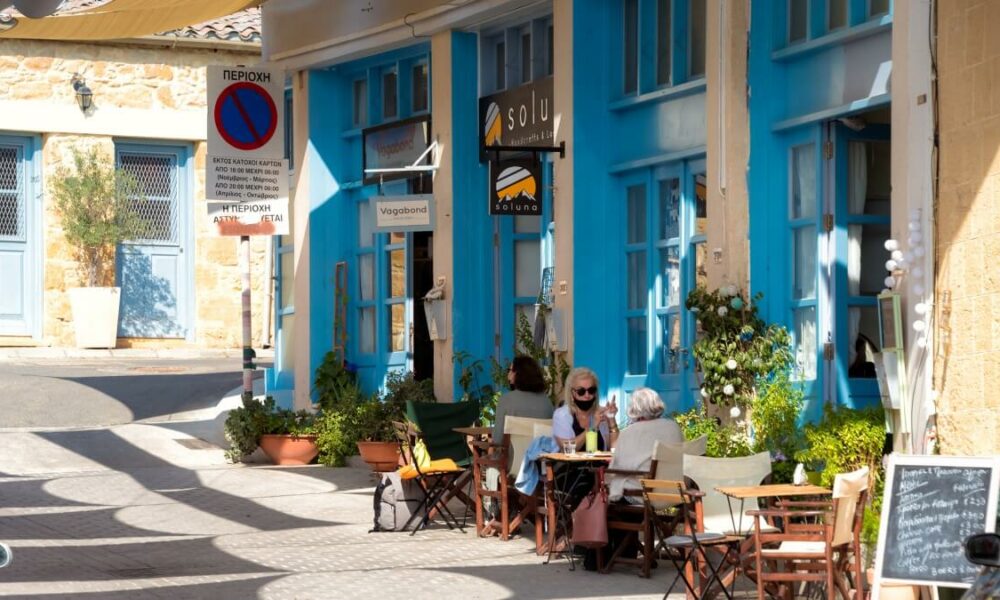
933, 1, 1000, 454
552, 0, 574, 364
704, 0, 750, 291
0, 39, 269, 349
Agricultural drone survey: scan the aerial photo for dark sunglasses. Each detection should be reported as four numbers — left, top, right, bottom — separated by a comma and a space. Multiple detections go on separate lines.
573, 386, 598, 396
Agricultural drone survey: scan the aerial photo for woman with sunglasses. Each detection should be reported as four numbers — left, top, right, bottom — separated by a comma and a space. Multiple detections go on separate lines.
552, 367, 619, 452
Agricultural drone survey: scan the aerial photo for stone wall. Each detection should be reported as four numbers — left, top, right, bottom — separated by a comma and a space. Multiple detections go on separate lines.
934, 1, 1000, 454
0, 39, 272, 349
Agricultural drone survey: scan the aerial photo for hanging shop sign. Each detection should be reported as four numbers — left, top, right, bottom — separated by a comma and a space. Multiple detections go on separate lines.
373, 194, 435, 232
490, 157, 541, 216
479, 77, 553, 156
362, 115, 432, 185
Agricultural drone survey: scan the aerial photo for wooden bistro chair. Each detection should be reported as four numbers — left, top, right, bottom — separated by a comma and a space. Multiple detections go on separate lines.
472, 416, 551, 553
640, 478, 740, 600
748, 466, 870, 600
601, 435, 708, 578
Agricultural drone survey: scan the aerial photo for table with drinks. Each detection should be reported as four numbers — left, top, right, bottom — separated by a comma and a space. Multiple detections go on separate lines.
539, 436, 613, 569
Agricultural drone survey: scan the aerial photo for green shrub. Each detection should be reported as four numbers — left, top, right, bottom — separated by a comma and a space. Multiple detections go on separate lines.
794, 405, 885, 488
675, 408, 752, 458
223, 396, 271, 462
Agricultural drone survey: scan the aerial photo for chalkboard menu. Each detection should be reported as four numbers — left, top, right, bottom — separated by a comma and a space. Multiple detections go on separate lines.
874, 455, 1000, 591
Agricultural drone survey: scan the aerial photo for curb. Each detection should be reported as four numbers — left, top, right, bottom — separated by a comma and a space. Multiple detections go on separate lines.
0, 347, 275, 361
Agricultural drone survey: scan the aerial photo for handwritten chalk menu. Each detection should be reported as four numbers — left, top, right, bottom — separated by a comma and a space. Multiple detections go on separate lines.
874, 455, 999, 591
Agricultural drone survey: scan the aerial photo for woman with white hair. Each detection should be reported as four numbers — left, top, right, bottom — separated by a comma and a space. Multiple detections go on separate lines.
606, 387, 682, 502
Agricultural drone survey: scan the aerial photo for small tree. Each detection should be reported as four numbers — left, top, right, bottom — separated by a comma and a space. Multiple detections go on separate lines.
51, 146, 146, 287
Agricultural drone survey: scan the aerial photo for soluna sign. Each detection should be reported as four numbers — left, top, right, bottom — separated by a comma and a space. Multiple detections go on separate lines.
478, 77, 553, 157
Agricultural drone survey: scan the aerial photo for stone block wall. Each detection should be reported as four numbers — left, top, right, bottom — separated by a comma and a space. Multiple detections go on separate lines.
934, 1, 1000, 454
0, 39, 272, 349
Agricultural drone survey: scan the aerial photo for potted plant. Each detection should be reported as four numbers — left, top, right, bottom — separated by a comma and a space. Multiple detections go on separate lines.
223, 396, 320, 465
51, 146, 147, 348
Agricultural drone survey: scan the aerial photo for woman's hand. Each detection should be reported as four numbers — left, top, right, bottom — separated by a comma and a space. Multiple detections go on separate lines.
603, 395, 618, 422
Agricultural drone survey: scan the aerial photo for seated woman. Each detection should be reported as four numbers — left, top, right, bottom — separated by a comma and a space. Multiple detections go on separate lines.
606, 387, 682, 502
552, 367, 619, 452
492, 355, 554, 444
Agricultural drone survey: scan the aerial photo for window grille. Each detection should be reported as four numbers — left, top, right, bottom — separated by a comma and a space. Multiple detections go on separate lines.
0, 146, 24, 240
119, 152, 178, 244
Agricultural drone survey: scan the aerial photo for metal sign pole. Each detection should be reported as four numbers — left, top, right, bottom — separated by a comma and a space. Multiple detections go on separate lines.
240, 235, 255, 403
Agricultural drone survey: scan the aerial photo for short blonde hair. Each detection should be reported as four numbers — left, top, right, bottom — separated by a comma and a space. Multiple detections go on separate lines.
563, 367, 600, 414
626, 387, 665, 422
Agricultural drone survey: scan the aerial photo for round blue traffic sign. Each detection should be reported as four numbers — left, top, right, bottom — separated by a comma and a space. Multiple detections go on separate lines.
214, 81, 278, 151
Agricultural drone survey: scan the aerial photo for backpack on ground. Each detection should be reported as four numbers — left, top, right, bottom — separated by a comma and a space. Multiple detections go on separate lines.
370, 471, 423, 532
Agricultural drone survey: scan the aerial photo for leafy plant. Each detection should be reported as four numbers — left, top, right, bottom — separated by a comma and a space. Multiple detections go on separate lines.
223, 396, 272, 462
313, 350, 358, 413
51, 146, 148, 287
686, 285, 793, 409
263, 407, 318, 437
675, 408, 753, 458
514, 310, 570, 406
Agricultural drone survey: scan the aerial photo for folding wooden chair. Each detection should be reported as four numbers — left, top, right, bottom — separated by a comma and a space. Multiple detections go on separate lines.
749, 466, 870, 599
392, 420, 466, 535
640, 478, 740, 599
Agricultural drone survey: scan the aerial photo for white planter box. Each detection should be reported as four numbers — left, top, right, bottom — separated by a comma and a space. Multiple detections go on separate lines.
68, 287, 121, 349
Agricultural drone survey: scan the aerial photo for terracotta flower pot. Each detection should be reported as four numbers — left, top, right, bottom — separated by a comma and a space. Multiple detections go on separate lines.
259, 434, 319, 465
356, 441, 400, 472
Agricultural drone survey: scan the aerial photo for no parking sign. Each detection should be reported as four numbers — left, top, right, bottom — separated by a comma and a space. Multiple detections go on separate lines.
206, 65, 288, 236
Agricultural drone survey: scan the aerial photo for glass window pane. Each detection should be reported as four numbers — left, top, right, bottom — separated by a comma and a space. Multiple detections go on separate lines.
547, 24, 554, 75
791, 144, 816, 220
359, 307, 375, 354
412, 63, 428, 113
495, 41, 506, 90
278, 313, 295, 371
514, 215, 541, 233
389, 304, 405, 352
353, 79, 367, 127
869, 0, 889, 17
358, 200, 373, 247
694, 173, 707, 235
627, 317, 647, 375
624, 0, 638, 93
855, 223, 890, 296
656, 0, 672, 86
660, 314, 680, 374
661, 246, 681, 309
359, 253, 374, 301
383, 71, 397, 119
627, 184, 646, 244
829, 0, 847, 30
280, 250, 295, 308
793, 226, 817, 300
659, 178, 680, 240
627, 251, 647, 309
521, 32, 532, 83
689, 0, 706, 78
789, 0, 808, 43
849, 306, 879, 378
793, 307, 817, 380
388, 249, 405, 298
389, 231, 405, 244
849, 141, 891, 216
694, 241, 708, 289
515, 239, 541, 297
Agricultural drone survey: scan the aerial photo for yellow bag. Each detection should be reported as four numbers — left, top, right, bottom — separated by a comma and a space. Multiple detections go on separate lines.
412, 439, 431, 469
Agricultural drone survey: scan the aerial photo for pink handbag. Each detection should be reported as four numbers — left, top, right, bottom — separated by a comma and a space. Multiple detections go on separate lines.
571, 468, 609, 548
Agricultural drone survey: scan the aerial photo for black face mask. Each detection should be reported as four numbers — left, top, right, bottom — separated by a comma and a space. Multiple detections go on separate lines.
575, 399, 595, 412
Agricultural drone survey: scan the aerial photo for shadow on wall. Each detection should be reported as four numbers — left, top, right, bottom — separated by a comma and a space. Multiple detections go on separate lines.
116, 247, 180, 338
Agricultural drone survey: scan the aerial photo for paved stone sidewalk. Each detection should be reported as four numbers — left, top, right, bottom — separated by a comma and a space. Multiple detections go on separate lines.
0, 416, 708, 599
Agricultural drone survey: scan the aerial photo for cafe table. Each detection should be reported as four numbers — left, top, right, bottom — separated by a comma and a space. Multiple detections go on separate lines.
712, 483, 831, 596
538, 451, 614, 570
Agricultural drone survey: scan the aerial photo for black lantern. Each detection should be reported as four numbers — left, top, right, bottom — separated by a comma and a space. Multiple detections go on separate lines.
71, 73, 92, 112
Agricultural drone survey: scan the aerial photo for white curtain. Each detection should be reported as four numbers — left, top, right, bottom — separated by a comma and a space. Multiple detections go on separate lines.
847, 142, 867, 366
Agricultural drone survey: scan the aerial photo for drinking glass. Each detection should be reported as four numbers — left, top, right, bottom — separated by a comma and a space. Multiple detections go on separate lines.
562, 440, 575, 455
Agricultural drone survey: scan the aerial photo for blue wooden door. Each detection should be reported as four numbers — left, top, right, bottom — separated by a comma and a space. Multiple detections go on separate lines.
0, 136, 39, 337
115, 143, 192, 339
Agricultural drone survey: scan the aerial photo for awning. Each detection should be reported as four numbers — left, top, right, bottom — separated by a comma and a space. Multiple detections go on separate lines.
0, 0, 259, 40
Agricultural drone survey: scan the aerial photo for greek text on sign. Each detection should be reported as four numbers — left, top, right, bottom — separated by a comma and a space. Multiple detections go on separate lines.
207, 199, 289, 237
207, 65, 284, 160
373, 195, 434, 232
207, 157, 288, 202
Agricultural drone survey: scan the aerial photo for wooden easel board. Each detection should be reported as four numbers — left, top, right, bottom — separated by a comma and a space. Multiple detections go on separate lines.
873, 454, 1000, 596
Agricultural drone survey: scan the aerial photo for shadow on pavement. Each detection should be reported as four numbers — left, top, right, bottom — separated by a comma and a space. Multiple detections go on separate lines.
6, 575, 286, 599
